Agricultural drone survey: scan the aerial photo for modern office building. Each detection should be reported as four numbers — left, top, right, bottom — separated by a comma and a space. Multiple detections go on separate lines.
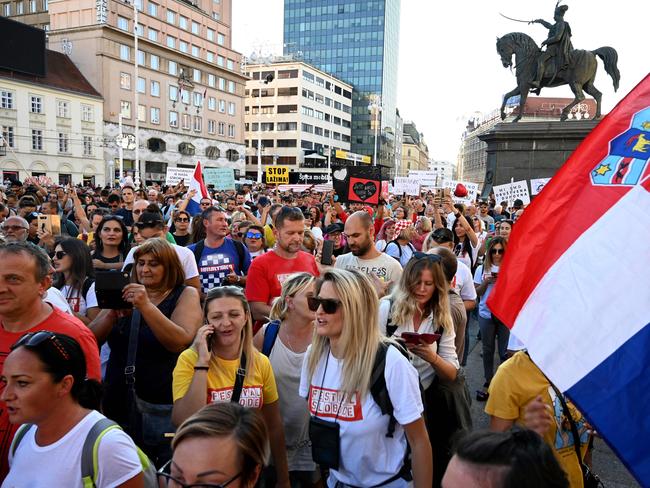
243, 58, 352, 183
0, 49, 105, 184
283, 0, 401, 173
43, 0, 246, 183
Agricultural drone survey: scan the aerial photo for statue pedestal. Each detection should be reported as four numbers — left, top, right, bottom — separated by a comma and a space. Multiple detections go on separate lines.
478, 120, 598, 198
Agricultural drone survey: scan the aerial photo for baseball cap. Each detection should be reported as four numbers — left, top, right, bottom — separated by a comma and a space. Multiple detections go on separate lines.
431, 228, 454, 244
324, 223, 344, 235
134, 212, 164, 228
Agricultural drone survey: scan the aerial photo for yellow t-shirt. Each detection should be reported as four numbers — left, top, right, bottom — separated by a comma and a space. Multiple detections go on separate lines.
264, 224, 275, 248
172, 348, 278, 409
485, 351, 589, 488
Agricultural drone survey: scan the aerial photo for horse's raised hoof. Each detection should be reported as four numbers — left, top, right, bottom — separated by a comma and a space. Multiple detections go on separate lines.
500, 111, 507, 121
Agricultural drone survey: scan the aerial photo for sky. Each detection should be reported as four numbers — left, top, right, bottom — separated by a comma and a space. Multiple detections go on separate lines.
232, 0, 649, 164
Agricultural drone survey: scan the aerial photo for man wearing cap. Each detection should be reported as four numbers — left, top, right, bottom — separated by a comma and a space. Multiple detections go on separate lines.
323, 222, 346, 258
122, 212, 200, 292
384, 219, 416, 267
335, 211, 402, 297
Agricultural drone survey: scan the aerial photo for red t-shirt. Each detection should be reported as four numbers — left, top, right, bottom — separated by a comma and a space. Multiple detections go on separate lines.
245, 250, 319, 305
0, 306, 101, 478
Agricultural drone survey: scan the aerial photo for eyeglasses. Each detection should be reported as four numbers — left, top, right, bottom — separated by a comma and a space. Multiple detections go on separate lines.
200, 202, 212, 207
157, 460, 242, 488
2, 225, 28, 232
246, 232, 262, 239
307, 296, 341, 314
411, 251, 442, 263
11, 331, 70, 360
490, 248, 504, 255
132, 209, 143, 215
175, 217, 190, 222
54, 251, 67, 260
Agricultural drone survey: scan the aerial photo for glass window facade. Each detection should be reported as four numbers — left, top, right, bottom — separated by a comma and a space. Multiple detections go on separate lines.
283, 0, 400, 165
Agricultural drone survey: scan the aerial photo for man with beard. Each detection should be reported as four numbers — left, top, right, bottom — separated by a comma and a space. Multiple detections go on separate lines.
245, 206, 319, 322
335, 211, 402, 297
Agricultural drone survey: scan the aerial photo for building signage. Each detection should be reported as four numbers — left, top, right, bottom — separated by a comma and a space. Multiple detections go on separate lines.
265, 166, 289, 184
334, 150, 371, 164
297, 172, 330, 184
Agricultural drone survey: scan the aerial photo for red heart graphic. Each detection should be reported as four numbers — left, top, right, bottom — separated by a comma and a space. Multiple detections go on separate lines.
454, 183, 468, 198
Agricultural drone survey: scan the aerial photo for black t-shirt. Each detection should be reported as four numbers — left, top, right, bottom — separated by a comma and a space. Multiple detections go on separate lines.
115, 208, 133, 227
173, 233, 191, 247
92, 252, 124, 264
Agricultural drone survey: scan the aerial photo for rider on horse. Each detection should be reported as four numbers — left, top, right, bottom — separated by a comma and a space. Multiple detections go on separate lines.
530, 4, 573, 91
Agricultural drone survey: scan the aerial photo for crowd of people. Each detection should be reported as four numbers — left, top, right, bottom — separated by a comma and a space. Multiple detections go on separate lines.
0, 177, 596, 487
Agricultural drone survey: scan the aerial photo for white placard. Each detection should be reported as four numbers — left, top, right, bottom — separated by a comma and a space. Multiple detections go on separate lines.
493, 180, 531, 206
408, 170, 441, 187
165, 167, 194, 185
530, 177, 551, 195
393, 177, 421, 196
441, 179, 480, 204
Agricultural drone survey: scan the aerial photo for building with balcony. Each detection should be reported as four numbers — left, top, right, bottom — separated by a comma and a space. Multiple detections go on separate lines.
401, 121, 428, 173
0, 49, 104, 184
243, 59, 352, 183
43, 0, 245, 183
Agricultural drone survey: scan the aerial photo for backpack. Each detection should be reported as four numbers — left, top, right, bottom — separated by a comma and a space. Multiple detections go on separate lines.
192, 238, 246, 276
261, 319, 281, 357
82, 277, 94, 304
385, 240, 414, 262
10, 418, 158, 487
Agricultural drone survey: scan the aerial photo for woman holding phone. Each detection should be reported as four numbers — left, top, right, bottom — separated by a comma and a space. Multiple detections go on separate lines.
171, 286, 290, 487
474, 236, 510, 402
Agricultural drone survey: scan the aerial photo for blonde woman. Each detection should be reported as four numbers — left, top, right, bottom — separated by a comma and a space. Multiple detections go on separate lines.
171, 286, 290, 487
299, 269, 432, 487
253, 273, 319, 486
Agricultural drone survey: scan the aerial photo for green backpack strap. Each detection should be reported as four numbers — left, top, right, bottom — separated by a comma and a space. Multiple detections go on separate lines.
10, 424, 35, 458
81, 418, 121, 488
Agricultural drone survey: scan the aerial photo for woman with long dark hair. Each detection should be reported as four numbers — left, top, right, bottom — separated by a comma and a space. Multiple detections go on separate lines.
451, 214, 479, 271
52, 238, 99, 325
92, 216, 130, 270
171, 210, 191, 247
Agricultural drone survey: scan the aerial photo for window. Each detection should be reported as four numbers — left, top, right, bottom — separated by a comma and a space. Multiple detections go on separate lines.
218, 122, 225, 136
179, 15, 187, 29
302, 123, 313, 133
208, 74, 215, 87
150, 80, 160, 97
278, 69, 298, 79
218, 78, 225, 91
207, 119, 216, 134
117, 16, 128, 31
208, 97, 216, 111
56, 100, 70, 118
192, 69, 201, 83
228, 124, 235, 138
135, 23, 144, 36
212, 11, 219, 20
168, 60, 177, 75
260, 122, 273, 131
179, 41, 188, 53
31, 129, 43, 150
133, 0, 142, 10
206, 28, 214, 41
277, 139, 296, 148
315, 77, 324, 88
2, 126, 14, 147
192, 92, 202, 107
137, 77, 146, 94
120, 101, 131, 119
169, 111, 178, 127
193, 116, 202, 132
277, 122, 297, 131
217, 33, 225, 45
192, 45, 199, 57
182, 113, 191, 130
166, 36, 176, 49
150, 54, 159, 70
168, 85, 178, 101
277, 87, 297, 97
1, 90, 14, 109
120, 72, 131, 89
191, 21, 199, 34
138, 104, 146, 122
30, 95, 42, 113
166, 10, 175, 23
217, 56, 224, 67
206, 52, 214, 63
228, 102, 235, 116
2, 3, 10, 15
29, 0, 35, 12
226, 59, 234, 70
120, 44, 130, 61
218, 99, 225, 113
303, 71, 314, 83
181, 89, 190, 104
16, 2, 23, 14
302, 106, 314, 117
81, 104, 94, 122
83, 136, 93, 156
315, 127, 323, 136
150, 107, 160, 124
147, 28, 158, 42
147, 2, 157, 16
228, 81, 235, 93
58, 133, 69, 153
137, 50, 145, 65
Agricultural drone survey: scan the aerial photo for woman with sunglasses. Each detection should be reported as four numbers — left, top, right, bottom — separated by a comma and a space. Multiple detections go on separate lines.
474, 236, 510, 402
171, 210, 191, 247
52, 238, 99, 326
1, 332, 144, 487
159, 402, 268, 488
92, 216, 130, 271
172, 286, 290, 487
300, 269, 432, 487
243, 224, 267, 259
253, 273, 319, 486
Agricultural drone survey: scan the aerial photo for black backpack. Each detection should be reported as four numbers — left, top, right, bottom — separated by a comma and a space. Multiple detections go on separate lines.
385, 240, 414, 262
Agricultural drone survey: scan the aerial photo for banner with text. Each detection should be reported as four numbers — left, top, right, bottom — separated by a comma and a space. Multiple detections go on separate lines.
393, 177, 421, 196
408, 170, 441, 187
203, 168, 235, 190
442, 179, 480, 204
165, 167, 194, 186
493, 180, 531, 206
265, 166, 289, 185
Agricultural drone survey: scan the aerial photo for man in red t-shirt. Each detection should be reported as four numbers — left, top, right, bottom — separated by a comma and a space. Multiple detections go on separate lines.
0, 242, 101, 478
246, 206, 319, 322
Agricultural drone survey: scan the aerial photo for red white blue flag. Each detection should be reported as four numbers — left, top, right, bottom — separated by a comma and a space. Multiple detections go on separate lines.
488, 74, 650, 485
187, 161, 209, 215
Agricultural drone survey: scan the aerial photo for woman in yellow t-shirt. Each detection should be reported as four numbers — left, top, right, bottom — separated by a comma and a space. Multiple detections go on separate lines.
171, 286, 290, 487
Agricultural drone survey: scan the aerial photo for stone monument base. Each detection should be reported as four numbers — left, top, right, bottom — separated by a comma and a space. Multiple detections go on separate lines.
478, 119, 598, 198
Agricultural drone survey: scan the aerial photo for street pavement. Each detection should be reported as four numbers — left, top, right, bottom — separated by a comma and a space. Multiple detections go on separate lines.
462, 316, 640, 487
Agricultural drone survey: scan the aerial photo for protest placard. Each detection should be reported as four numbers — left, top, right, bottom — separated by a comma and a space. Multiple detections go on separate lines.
204, 168, 235, 190
408, 170, 441, 187
493, 180, 531, 206
332, 166, 382, 205
441, 179, 479, 204
530, 177, 551, 195
165, 167, 194, 185
393, 177, 421, 196
265, 166, 289, 185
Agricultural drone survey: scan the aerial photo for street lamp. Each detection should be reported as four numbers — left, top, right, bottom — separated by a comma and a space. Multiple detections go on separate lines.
256, 73, 274, 183
368, 95, 382, 167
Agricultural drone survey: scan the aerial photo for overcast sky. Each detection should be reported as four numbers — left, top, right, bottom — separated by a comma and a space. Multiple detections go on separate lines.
232, 0, 649, 164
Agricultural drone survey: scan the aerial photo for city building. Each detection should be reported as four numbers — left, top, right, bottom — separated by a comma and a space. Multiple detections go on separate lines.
428, 160, 456, 181
401, 121, 428, 173
1, 0, 51, 31
243, 58, 352, 184
0, 48, 104, 184
283, 0, 401, 173
394, 108, 403, 176
44, 0, 246, 183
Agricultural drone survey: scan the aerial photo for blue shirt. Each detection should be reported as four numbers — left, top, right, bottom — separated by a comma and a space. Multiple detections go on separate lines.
188, 238, 251, 293
474, 264, 500, 319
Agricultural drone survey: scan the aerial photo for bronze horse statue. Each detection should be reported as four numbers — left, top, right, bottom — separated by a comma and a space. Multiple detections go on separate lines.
496, 32, 620, 122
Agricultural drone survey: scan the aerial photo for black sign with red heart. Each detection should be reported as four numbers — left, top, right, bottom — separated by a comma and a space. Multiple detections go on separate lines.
350, 178, 379, 204
331, 165, 382, 205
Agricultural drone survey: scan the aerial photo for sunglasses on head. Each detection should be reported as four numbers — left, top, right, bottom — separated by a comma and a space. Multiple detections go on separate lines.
490, 248, 504, 255
11, 331, 70, 360
307, 296, 341, 314
411, 251, 442, 263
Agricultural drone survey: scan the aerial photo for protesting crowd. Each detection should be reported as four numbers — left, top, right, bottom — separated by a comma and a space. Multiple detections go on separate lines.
0, 176, 597, 488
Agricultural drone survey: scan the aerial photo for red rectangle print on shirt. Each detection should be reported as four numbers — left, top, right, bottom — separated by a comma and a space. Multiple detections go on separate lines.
208, 386, 263, 408
308, 386, 363, 421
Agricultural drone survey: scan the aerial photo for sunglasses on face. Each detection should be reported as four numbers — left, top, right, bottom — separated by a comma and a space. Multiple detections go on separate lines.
490, 248, 504, 255
246, 232, 262, 239
175, 217, 189, 222
307, 296, 342, 314
11, 331, 70, 360
54, 251, 67, 260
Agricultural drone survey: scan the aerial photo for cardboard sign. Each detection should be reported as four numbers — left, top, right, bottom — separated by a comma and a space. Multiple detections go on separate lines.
493, 180, 531, 206
37, 214, 61, 235
441, 179, 479, 204
408, 170, 441, 187
204, 168, 235, 190
332, 166, 382, 205
530, 177, 551, 195
165, 167, 194, 186
265, 166, 289, 185
393, 177, 421, 196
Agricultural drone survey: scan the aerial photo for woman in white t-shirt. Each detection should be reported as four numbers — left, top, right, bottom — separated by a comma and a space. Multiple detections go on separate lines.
52, 238, 99, 325
299, 269, 432, 487
1, 331, 143, 488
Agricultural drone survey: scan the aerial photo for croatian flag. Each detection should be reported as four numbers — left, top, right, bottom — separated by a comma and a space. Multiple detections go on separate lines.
186, 161, 209, 215
488, 75, 650, 486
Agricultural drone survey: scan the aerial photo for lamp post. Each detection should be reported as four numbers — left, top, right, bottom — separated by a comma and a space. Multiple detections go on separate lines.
368, 95, 382, 167
118, 113, 124, 181
133, 0, 142, 188
256, 73, 274, 183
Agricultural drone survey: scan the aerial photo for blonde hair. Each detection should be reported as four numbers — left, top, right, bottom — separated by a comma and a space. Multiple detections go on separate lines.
418, 217, 432, 233
389, 256, 453, 332
269, 272, 315, 321
203, 286, 256, 380
307, 269, 382, 400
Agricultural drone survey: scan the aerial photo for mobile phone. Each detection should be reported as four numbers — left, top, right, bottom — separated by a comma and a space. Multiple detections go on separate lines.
489, 223, 495, 232
401, 332, 441, 345
206, 332, 214, 352
321, 240, 334, 265
95, 267, 132, 309
38, 214, 62, 235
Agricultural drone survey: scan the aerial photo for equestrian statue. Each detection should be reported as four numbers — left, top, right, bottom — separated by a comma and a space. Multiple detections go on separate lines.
496, 3, 620, 122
